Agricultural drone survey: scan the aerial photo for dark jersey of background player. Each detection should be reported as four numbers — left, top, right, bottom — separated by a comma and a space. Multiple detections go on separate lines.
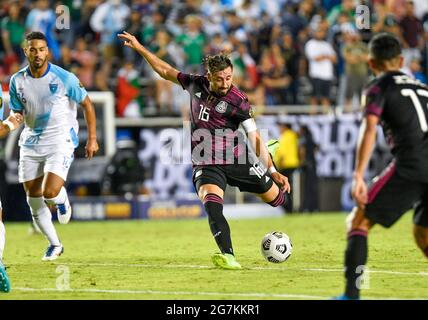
338, 32, 428, 300
177, 72, 252, 165
364, 71, 428, 182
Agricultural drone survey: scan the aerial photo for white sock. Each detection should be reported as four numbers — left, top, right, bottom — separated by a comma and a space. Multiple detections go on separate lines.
27, 197, 61, 246
44, 187, 69, 207
0, 220, 5, 260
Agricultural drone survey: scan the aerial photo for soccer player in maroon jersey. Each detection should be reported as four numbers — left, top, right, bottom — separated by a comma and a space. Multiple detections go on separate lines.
336, 33, 428, 299
118, 31, 290, 269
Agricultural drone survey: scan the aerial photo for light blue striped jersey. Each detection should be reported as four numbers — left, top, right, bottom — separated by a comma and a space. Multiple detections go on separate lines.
9, 63, 87, 148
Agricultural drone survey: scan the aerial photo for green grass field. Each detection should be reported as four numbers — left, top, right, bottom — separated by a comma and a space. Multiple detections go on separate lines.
1, 212, 427, 300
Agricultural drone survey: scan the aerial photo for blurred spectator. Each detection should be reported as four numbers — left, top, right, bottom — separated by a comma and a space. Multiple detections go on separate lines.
58, 45, 77, 70
90, 0, 130, 61
116, 61, 143, 118
123, 8, 144, 64
157, 0, 174, 21
399, 0, 424, 67
71, 37, 97, 89
342, 30, 369, 113
280, 31, 301, 105
1, 2, 25, 62
141, 10, 165, 48
305, 27, 337, 113
61, 0, 84, 47
175, 14, 206, 73
151, 29, 178, 114
298, 125, 319, 213
274, 122, 300, 213
327, 0, 356, 26
259, 48, 291, 105
281, 2, 307, 40
25, 0, 61, 61
410, 58, 428, 84
231, 42, 264, 106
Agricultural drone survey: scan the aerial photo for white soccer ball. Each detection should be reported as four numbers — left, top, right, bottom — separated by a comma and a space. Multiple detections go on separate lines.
261, 231, 293, 263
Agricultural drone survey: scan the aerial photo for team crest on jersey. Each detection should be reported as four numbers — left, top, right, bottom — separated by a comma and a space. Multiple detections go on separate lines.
215, 101, 227, 113
49, 83, 58, 94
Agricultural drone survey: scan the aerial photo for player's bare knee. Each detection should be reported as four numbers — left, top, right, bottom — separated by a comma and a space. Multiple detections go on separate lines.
346, 207, 371, 233
43, 188, 61, 199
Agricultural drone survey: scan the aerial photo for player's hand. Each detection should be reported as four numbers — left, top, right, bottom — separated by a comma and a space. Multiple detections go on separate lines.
352, 174, 368, 208
118, 31, 141, 51
271, 172, 291, 194
85, 138, 99, 160
4, 113, 24, 129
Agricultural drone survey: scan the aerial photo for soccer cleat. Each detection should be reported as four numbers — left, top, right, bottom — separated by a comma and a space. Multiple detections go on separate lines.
266, 139, 279, 158
57, 202, 72, 224
331, 294, 359, 300
211, 253, 242, 270
0, 260, 11, 293
42, 245, 64, 261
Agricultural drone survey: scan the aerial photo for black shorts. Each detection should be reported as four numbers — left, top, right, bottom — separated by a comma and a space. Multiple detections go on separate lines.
365, 162, 428, 228
192, 162, 274, 195
310, 78, 332, 99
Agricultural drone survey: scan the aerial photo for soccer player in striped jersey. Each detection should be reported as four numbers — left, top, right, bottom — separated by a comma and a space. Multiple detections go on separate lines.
118, 31, 290, 270
8, 32, 99, 261
336, 33, 428, 299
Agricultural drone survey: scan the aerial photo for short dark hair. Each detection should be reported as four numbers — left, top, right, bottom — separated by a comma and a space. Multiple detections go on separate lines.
25, 31, 47, 43
204, 54, 233, 74
369, 33, 402, 62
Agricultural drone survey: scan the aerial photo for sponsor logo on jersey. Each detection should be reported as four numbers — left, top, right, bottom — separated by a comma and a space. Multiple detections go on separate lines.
215, 101, 227, 113
49, 83, 58, 94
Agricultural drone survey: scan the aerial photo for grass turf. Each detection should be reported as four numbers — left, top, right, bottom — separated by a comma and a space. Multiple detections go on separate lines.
1, 212, 427, 300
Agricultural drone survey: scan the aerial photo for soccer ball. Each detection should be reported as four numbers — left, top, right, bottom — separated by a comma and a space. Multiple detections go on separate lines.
261, 231, 293, 263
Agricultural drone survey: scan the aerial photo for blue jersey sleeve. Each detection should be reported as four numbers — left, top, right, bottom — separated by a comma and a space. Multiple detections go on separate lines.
9, 75, 25, 112
66, 73, 87, 104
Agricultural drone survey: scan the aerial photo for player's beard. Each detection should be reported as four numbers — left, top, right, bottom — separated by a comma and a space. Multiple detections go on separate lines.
217, 86, 230, 96
32, 57, 47, 69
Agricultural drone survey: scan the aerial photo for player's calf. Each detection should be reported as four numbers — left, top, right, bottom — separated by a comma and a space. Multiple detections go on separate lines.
267, 191, 286, 207
413, 225, 428, 258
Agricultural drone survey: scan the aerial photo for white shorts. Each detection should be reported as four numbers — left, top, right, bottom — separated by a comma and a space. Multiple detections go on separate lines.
19, 146, 75, 183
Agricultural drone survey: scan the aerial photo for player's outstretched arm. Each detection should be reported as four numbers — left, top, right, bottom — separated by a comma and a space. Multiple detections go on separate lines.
118, 31, 180, 84
80, 95, 99, 160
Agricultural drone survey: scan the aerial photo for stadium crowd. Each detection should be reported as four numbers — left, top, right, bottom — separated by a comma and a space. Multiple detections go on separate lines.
1, 0, 428, 117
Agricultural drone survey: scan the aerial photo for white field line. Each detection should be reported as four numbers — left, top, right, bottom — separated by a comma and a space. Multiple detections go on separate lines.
12, 287, 428, 300
46, 262, 428, 277
13, 287, 325, 299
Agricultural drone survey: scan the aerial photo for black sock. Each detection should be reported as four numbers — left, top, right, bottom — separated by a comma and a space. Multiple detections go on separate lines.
203, 194, 233, 255
344, 229, 368, 299
424, 246, 428, 258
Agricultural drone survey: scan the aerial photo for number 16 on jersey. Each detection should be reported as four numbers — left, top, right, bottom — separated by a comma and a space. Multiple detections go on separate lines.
198, 104, 210, 122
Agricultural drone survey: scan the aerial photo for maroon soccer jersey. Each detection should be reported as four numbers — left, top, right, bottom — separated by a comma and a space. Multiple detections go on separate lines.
177, 72, 254, 165
363, 71, 428, 182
